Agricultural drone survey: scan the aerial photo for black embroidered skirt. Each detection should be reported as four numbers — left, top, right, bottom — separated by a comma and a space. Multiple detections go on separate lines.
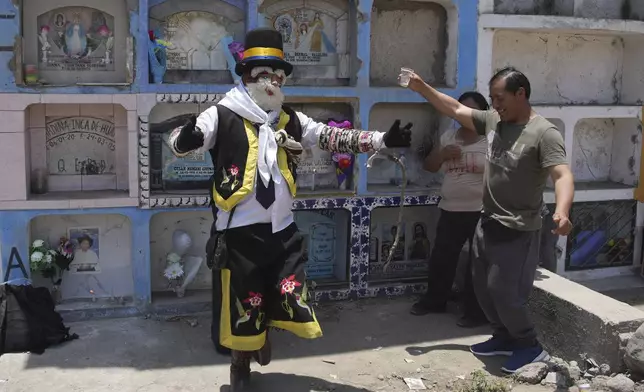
218, 222, 322, 351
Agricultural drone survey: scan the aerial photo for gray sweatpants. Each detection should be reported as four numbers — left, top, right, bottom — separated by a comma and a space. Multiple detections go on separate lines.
472, 217, 541, 349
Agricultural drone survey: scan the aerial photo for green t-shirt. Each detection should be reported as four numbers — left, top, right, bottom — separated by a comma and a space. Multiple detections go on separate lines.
471, 110, 567, 231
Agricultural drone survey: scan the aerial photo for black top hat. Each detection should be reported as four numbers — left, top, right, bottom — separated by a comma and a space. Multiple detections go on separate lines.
235, 28, 293, 77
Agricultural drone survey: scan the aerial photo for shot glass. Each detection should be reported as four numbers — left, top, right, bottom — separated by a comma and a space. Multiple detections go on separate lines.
398, 67, 414, 87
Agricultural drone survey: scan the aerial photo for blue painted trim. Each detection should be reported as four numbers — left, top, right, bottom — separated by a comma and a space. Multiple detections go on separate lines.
454, 0, 478, 89
14, 86, 135, 94
148, 0, 245, 11
246, 0, 259, 30
242, 55, 285, 62
131, 210, 153, 305
355, 0, 373, 89
356, 98, 375, 194
137, 0, 151, 91
221, 36, 242, 84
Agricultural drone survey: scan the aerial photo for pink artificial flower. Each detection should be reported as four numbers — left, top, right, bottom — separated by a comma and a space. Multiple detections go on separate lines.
97, 25, 111, 37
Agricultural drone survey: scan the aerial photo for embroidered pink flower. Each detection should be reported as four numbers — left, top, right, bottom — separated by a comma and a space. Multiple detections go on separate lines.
229, 165, 239, 176
280, 275, 301, 295
243, 292, 263, 307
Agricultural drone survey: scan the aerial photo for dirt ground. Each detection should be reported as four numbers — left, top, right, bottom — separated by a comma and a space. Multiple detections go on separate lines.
0, 297, 567, 391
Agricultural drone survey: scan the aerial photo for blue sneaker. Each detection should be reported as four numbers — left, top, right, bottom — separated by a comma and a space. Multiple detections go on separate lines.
470, 337, 514, 357
501, 345, 550, 374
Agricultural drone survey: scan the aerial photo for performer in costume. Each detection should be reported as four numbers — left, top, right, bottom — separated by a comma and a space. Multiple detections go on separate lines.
168, 28, 412, 391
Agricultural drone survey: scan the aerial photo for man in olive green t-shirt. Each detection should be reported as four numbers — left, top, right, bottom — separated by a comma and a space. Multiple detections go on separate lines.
403, 66, 574, 374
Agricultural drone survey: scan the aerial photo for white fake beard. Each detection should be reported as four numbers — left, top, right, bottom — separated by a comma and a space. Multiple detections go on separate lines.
247, 78, 285, 112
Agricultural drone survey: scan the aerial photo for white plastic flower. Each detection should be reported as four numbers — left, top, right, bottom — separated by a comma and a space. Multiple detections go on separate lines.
166, 252, 182, 265
32, 239, 45, 248
30, 251, 44, 263
48, 249, 57, 256
45, 253, 53, 263
163, 263, 184, 280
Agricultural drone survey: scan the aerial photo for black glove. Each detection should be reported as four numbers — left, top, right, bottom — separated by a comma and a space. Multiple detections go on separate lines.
175, 115, 205, 153
383, 119, 412, 148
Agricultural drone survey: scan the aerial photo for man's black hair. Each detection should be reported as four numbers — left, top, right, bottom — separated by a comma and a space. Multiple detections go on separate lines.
489, 66, 531, 99
458, 91, 489, 110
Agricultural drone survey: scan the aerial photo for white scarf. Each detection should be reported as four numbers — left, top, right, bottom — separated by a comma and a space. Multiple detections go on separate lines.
218, 83, 281, 187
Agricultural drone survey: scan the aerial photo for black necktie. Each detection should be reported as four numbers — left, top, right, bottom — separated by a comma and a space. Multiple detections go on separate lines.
256, 170, 275, 209
255, 115, 280, 210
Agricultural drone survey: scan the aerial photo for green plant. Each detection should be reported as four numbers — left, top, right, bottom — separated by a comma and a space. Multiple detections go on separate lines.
459, 370, 510, 392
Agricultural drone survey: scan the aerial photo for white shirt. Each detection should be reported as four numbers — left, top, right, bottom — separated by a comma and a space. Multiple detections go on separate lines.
196, 107, 384, 233
437, 129, 487, 212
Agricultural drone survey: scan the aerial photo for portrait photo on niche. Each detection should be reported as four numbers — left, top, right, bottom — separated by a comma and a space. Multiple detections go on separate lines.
67, 227, 101, 274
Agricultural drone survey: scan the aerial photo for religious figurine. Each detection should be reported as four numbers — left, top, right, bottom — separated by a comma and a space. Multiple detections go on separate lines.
39, 25, 51, 64
64, 15, 87, 59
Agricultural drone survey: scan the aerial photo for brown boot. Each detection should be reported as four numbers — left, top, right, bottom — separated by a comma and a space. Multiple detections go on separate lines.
230, 350, 251, 391
252, 333, 272, 366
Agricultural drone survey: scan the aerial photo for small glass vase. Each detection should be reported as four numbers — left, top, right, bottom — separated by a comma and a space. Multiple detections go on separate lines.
31, 168, 48, 195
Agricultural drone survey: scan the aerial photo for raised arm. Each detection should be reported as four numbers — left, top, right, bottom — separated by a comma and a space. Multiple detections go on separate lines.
403, 71, 476, 133
168, 106, 220, 157
297, 112, 412, 153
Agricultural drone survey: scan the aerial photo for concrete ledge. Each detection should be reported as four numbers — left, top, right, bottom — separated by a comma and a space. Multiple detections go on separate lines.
479, 14, 644, 35
529, 268, 644, 371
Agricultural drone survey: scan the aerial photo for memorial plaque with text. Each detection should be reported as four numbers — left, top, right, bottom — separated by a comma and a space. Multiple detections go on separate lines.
161, 132, 214, 182
37, 7, 115, 72
46, 117, 116, 176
